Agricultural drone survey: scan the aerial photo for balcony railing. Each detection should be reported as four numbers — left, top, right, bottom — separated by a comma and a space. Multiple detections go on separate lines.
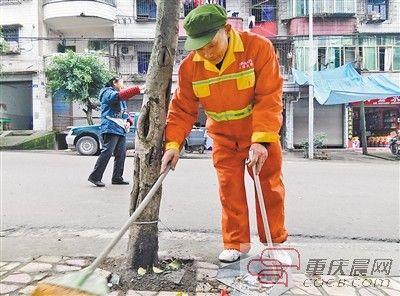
286, 0, 356, 18
43, 0, 116, 7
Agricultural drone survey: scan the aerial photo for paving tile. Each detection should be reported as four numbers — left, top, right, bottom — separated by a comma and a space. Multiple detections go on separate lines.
19, 263, 52, 273
65, 259, 88, 267
196, 262, 219, 270
54, 264, 82, 272
0, 263, 7, 268
107, 291, 121, 296
322, 283, 357, 296
1, 273, 31, 284
2, 263, 21, 271
18, 285, 36, 295
0, 283, 19, 293
357, 287, 386, 296
32, 273, 49, 282
381, 287, 400, 296
35, 256, 62, 264
125, 291, 159, 296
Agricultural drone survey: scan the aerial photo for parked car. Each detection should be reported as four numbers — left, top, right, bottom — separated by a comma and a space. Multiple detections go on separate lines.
66, 113, 208, 156
184, 128, 207, 154
66, 112, 138, 156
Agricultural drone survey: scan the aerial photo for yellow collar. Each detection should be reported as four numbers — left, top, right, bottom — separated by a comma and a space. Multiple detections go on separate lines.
193, 29, 244, 74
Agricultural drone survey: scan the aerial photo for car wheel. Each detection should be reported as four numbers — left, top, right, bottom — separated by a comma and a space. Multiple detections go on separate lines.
76, 136, 99, 156
198, 145, 205, 154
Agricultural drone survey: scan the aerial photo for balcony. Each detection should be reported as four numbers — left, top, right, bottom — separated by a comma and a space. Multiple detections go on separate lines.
284, 0, 356, 19
43, 0, 116, 29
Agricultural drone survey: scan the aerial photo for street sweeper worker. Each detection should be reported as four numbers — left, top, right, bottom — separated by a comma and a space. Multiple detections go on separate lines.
88, 77, 143, 187
161, 4, 288, 263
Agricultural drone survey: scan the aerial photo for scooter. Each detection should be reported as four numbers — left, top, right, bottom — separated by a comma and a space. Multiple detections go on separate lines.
389, 131, 400, 157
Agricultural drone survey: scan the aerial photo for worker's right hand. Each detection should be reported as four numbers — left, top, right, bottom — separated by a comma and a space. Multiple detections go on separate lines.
161, 149, 180, 173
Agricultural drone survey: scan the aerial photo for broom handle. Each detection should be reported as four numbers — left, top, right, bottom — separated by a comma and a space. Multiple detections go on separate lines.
252, 166, 276, 261
86, 167, 171, 273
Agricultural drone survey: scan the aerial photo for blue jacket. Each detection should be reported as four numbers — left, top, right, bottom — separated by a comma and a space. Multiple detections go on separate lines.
99, 87, 129, 136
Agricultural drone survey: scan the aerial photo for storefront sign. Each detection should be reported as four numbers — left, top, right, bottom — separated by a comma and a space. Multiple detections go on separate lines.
351, 97, 400, 106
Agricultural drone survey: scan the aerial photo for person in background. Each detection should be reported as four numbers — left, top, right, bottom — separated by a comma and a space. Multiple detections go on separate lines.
88, 77, 143, 187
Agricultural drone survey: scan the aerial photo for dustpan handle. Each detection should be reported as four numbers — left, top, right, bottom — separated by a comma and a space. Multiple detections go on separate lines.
87, 166, 171, 272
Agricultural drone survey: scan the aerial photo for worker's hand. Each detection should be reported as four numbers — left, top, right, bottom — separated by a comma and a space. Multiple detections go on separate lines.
161, 148, 180, 173
247, 143, 268, 175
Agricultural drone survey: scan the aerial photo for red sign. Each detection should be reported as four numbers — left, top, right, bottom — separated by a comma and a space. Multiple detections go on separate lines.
351, 97, 400, 106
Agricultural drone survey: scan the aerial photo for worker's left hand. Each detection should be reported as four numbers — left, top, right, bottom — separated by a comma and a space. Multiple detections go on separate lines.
247, 143, 268, 175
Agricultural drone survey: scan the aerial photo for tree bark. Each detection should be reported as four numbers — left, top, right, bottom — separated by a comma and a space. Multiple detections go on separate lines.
83, 106, 94, 125
127, 0, 180, 270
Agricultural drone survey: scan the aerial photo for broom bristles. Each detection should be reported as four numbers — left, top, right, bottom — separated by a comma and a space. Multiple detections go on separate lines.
32, 283, 95, 296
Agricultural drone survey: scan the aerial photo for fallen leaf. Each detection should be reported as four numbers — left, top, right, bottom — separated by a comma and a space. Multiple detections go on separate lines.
138, 267, 147, 275
153, 266, 164, 274
167, 259, 182, 270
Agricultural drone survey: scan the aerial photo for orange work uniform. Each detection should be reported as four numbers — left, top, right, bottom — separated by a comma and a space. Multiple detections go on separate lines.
165, 29, 288, 251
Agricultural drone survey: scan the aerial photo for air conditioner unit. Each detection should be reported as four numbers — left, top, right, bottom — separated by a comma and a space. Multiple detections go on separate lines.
120, 45, 134, 55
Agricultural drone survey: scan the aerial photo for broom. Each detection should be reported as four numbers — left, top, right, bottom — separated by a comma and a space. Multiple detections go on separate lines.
32, 167, 171, 296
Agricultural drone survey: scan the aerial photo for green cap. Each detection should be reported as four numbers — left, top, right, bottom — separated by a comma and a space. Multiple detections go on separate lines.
183, 4, 227, 51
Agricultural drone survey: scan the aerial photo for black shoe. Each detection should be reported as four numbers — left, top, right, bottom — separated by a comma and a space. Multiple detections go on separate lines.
112, 179, 129, 185
88, 178, 105, 187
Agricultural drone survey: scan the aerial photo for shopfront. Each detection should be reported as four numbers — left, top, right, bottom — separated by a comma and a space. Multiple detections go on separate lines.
349, 97, 400, 147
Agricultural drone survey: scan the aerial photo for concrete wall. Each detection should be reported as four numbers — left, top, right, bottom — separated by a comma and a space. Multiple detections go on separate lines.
0, 0, 40, 73
288, 18, 357, 36
43, 0, 116, 23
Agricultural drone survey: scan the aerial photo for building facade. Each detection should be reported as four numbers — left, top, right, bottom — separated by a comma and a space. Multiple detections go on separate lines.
1, 0, 399, 149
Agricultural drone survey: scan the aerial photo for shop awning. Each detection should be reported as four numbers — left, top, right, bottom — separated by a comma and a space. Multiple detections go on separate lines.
292, 63, 400, 105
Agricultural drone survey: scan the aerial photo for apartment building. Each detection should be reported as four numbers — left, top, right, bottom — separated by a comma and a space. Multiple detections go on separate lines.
1, 0, 117, 131
276, 0, 399, 148
1, 0, 398, 149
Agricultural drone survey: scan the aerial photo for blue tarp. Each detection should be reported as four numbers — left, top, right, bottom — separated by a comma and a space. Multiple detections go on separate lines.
292, 63, 400, 105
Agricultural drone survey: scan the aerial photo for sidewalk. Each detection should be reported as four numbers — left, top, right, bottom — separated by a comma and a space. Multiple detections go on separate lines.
1, 255, 399, 295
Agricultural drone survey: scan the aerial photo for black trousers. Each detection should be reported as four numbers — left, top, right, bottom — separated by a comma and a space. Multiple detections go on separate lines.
89, 133, 126, 182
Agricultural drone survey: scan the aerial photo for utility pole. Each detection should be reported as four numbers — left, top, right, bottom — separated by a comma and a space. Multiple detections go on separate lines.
308, 0, 314, 159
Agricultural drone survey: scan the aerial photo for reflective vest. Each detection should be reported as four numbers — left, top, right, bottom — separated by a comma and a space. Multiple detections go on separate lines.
165, 29, 283, 150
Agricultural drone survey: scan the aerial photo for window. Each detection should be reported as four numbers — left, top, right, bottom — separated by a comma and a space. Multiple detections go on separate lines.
327, 47, 341, 69
318, 47, 327, 70
1, 25, 20, 54
363, 47, 377, 70
393, 48, 400, 71
1, 25, 19, 43
88, 40, 108, 52
344, 47, 356, 64
182, 1, 226, 17
295, 0, 308, 16
367, 0, 388, 20
136, 0, 157, 20
137, 51, 151, 74
251, 0, 276, 22
288, 0, 356, 17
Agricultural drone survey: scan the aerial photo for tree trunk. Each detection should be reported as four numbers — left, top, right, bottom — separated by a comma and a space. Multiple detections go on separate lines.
127, 0, 180, 270
83, 105, 94, 125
